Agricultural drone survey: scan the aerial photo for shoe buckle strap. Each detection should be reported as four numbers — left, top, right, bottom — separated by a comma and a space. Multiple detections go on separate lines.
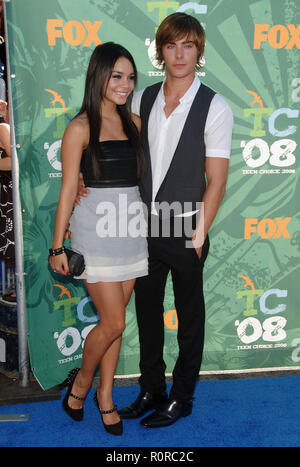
100, 405, 117, 415
69, 392, 85, 401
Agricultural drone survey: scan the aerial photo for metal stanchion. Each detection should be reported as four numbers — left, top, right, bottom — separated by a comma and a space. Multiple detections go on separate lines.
4, 0, 30, 389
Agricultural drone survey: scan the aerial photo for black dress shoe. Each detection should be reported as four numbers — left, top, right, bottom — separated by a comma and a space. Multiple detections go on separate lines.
94, 392, 123, 436
140, 398, 193, 428
118, 390, 168, 419
59, 368, 86, 422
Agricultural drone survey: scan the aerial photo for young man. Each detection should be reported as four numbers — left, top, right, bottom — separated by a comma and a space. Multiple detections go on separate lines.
118, 13, 233, 428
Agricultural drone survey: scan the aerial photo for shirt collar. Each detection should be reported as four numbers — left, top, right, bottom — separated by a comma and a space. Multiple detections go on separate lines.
180, 75, 200, 104
159, 75, 201, 107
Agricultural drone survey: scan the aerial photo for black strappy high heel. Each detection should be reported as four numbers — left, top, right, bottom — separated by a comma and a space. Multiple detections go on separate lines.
59, 368, 86, 422
94, 392, 123, 436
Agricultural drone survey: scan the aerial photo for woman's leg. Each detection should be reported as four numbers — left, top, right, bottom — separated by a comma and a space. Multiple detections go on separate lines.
96, 279, 135, 424
68, 280, 128, 425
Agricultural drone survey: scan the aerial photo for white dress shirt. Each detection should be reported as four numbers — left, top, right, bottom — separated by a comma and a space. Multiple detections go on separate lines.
132, 76, 233, 214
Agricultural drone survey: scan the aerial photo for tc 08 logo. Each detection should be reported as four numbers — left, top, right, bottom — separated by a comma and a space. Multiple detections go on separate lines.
236, 278, 300, 362
241, 79, 299, 175
235, 278, 288, 349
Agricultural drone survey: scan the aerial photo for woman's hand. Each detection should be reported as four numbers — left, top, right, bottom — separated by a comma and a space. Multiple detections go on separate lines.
49, 252, 70, 276
75, 173, 90, 205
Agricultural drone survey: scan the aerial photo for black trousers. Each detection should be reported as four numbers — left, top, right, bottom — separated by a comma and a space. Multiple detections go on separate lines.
134, 216, 209, 401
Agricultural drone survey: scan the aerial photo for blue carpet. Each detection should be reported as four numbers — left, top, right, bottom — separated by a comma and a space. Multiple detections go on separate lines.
0, 376, 299, 447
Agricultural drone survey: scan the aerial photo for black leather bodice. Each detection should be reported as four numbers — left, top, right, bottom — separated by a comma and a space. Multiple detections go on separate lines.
80, 140, 138, 187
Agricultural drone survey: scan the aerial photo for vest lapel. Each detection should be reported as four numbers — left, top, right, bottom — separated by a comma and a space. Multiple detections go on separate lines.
157, 84, 204, 198
140, 82, 162, 203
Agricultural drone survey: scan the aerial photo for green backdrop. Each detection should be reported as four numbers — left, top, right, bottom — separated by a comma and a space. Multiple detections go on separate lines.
5, 0, 300, 389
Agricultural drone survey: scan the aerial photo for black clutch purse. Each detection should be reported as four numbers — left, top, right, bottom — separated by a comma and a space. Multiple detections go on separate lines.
49, 247, 85, 276
64, 248, 85, 276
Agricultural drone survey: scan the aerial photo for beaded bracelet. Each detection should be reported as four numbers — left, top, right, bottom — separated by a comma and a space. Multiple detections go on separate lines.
48, 247, 65, 256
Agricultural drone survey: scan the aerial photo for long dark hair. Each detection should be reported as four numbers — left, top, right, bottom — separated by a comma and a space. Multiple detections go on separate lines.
78, 42, 145, 178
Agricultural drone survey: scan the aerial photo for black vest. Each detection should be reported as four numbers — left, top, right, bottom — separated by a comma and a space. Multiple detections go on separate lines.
139, 81, 215, 217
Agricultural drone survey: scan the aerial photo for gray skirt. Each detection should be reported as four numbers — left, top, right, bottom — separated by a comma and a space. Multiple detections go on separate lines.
69, 186, 148, 283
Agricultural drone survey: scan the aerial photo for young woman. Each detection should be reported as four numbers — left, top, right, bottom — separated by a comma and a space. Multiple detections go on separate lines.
49, 43, 148, 436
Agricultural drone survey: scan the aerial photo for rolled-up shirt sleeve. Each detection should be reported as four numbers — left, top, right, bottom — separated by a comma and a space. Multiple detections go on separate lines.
205, 94, 233, 159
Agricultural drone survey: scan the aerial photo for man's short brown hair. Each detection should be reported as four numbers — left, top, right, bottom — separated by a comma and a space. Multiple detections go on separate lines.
155, 13, 205, 69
